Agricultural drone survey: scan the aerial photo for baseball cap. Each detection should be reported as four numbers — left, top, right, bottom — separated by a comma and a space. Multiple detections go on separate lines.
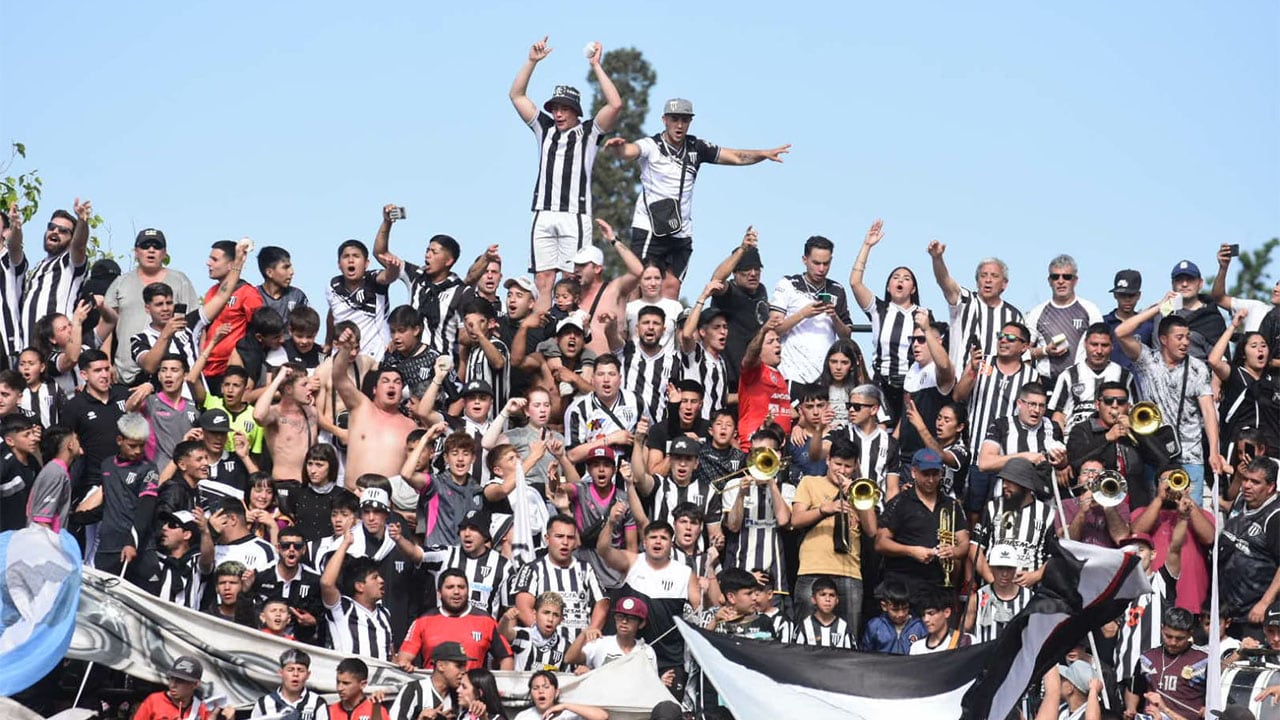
998, 457, 1042, 492
1119, 532, 1154, 549
360, 487, 392, 512
911, 448, 944, 471
614, 595, 649, 622
279, 648, 311, 668
697, 307, 726, 328
735, 246, 763, 272
663, 98, 695, 116
503, 275, 540, 302
1211, 705, 1258, 720
572, 245, 605, 267
987, 544, 1020, 568
1057, 659, 1093, 694
586, 446, 617, 463
198, 409, 232, 433
461, 379, 494, 399
169, 655, 203, 683
1171, 260, 1201, 280
161, 510, 199, 531
135, 228, 167, 249
556, 315, 586, 336
459, 510, 494, 541
1265, 600, 1280, 627
430, 641, 476, 664
1110, 269, 1141, 295
543, 85, 583, 116
670, 437, 701, 457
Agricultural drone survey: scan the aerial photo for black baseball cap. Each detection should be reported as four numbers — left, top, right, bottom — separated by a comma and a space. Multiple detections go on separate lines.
135, 228, 167, 249
430, 641, 475, 664
1110, 269, 1141, 295
670, 437, 701, 457
735, 246, 763, 272
459, 510, 493, 541
461, 379, 494, 399
697, 307, 726, 328
198, 409, 232, 433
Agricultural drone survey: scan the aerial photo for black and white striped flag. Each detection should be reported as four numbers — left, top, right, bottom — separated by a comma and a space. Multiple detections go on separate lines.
676, 538, 1149, 720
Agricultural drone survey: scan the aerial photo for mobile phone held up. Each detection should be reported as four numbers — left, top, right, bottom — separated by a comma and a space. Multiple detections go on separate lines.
388, 206, 407, 221
174, 303, 188, 316
815, 292, 835, 305
1228, 243, 1240, 257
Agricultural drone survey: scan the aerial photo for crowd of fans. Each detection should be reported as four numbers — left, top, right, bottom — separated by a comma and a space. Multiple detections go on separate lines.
6, 37, 1278, 720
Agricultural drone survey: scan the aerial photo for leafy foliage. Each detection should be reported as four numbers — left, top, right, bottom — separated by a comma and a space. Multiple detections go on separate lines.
1, 141, 117, 264
586, 48, 657, 277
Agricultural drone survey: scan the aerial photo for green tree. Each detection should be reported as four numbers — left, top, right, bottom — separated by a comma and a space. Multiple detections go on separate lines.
1, 141, 116, 264
1207, 238, 1280, 300
586, 48, 656, 277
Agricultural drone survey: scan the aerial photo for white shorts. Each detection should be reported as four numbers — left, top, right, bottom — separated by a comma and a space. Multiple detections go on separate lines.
529, 210, 588, 273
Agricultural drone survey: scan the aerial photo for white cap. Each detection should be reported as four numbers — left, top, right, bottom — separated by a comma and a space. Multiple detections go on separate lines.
503, 275, 540, 301
572, 245, 604, 267
988, 544, 1021, 568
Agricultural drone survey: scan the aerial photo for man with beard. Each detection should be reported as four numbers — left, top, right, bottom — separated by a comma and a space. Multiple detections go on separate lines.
421, 511, 512, 618
20, 199, 92, 345
1126, 608, 1208, 720
1050, 323, 1137, 434
708, 227, 767, 395
132, 509, 205, 610
679, 298, 733, 419
973, 458, 1055, 588
615, 305, 680, 426
1219, 458, 1280, 640
252, 526, 325, 646
396, 569, 513, 672
977, 382, 1067, 489
332, 327, 417, 480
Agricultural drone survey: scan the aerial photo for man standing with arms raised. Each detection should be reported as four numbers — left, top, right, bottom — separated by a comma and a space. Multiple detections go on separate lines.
927, 241, 1024, 372
331, 326, 417, 480
607, 100, 789, 299
20, 198, 92, 344
509, 36, 622, 302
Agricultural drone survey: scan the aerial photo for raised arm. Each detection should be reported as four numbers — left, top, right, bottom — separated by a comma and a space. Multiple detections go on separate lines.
679, 281, 723, 354
715, 144, 791, 165
372, 203, 402, 261
602, 136, 641, 161
463, 245, 501, 287
330, 329, 367, 414
201, 238, 251, 324
597, 502, 635, 573
1209, 310, 1246, 381
1114, 295, 1170, 361
586, 42, 622, 133
741, 319, 775, 371
320, 529, 353, 607
848, 219, 883, 311
710, 227, 759, 287
70, 197, 92, 267
926, 240, 962, 306
597, 219, 644, 300
509, 36, 551, 124
3, 204, 22, 266
918, 309, 954, 389
252, 366, 290, 426
1211, 243, 1235, 310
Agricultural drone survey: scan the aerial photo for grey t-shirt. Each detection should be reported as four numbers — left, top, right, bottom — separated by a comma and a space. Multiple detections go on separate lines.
106, 269, 199, 383
26, 459, 71, 531
503, 425, 566, 487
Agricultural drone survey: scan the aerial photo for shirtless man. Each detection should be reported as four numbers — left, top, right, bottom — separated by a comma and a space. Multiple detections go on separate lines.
332, 326, 418, 481
580, 219, 643, 356
254, 362, 319, 481
315, 320, 379, 450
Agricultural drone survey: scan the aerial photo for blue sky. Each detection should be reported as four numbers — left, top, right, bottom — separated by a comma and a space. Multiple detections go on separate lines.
3, 2, 1277, 322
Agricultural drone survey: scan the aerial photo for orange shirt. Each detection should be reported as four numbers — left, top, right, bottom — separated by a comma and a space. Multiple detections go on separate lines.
202, 281, 263, 376
328, 697, 386, 720
133, 691, 212, 720
737, 361, 792, 449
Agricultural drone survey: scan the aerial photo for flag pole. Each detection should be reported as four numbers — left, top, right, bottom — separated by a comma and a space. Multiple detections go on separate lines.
73, 559, 129, 708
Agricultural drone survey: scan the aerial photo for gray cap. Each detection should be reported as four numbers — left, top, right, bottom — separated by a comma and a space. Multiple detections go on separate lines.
169, 655, 203, 683
999, 457, 1042, 492
1057, 659, 1093, 693
663, 98, 695, 116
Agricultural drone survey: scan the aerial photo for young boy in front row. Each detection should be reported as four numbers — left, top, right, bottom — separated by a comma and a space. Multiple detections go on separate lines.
910, 587, 974, 654
861, 579, 927, 655
793, 576, 855, 649
706, 567, 776, 640
502, 591, 571, 671
330, 657, 380, 720
310, 492, 360, 573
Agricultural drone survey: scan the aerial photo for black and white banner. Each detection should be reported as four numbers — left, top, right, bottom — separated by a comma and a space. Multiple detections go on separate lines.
677, 538, 1149, 720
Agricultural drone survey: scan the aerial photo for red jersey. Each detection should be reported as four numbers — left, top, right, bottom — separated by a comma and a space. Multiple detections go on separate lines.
202, 281, 263, 376
398, 608, 512, 670
737, 361, 792, 449
329, 697, 385, 720
133, 691, 213, 720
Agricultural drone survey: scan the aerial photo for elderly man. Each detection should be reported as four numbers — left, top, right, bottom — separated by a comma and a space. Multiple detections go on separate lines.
1022, 254, 1103, 388
105, 228, 200, 383
927, 241, 1023, 373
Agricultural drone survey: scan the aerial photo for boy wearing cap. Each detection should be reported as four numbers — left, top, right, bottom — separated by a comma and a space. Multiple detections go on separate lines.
633, 433, 721, 540
1102, 269, 1151, 372
132, 509, 205, 609
134, 655, 234, 720
509, 36, 622, 301
389, 642, 465, 720
606, 98, 790, 300
549, 442, 635, 590
964, 543, 1032, 645
565, 594, 661, 675
0, 413, 42, 531
195, 408, 257, 493
1044, 659, 1104, 720
251, 649, 329, 719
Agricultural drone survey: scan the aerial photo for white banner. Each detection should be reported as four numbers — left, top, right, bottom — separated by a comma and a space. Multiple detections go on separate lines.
68, 567, 671, 717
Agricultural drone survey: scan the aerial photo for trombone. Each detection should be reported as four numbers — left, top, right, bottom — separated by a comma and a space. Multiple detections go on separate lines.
1089, 470, 1128, 508
711, 447, 784, 494
1127, 401, 1162, 442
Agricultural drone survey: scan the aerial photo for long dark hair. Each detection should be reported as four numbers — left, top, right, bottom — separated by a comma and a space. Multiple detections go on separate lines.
817, 339, 870, 388
881, 265, 922, 306
465, 668, 506, 719
1231, 331, 1270, 371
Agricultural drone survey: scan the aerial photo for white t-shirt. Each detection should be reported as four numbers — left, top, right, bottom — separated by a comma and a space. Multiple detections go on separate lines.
629, 135, 721, 238
909, 632, 975, 655
515, 709, 582, 720
582, 635, 659, 670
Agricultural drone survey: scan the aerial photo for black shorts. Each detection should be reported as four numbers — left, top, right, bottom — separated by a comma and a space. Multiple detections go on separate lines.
629, 228, 693, 282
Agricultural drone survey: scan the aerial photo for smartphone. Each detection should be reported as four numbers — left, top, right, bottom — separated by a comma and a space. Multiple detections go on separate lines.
173, 303, 188, 316
388, 206, 407, 221
1228, 243, 1240, 257
815, 292, 835, 305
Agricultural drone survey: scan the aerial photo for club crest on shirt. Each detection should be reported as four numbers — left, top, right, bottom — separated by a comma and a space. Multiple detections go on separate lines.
471, 631, 483, 642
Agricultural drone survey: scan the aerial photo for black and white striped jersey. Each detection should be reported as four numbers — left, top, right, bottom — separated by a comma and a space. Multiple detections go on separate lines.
0, 253, 28, 358
1049, 361, 1136, 433
863, 297, 918, 382
423, 544, 510, 618
620, 341, 678, 424
644, 474, 721, 531
974, 496, 1057, 571
390, 679, 453, 720
970, 584, 1033, 644
325, 595, 394, 661
510, 556, 605, 643
511, 626, 570, 671
402, 269, 465, 357
251, 688, 330, 719
946, 286, 1023, 373
462, 337, 510, 419
680, 342, 728, 420
326, 271, 391, 360
793, 615, 855, 649
720, 482, 786, 591
828, 424, 902, 501
966, 356, 1041, 455
528, 114, 604, 215
1114, 567, 1176, 683
130, 325, 199, 379
564, 390, 646, 450
21, 249, 85, 348
136, 548, 204, 611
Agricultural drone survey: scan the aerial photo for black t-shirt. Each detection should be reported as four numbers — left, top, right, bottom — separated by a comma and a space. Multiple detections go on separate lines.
711, 281, 771, 386
62, 385, 130, 486
646, 414, 711, 453
878, 490, 968, 587
382, 343, 439, 400
0, 450, 41, 531
498, 315, 551, 400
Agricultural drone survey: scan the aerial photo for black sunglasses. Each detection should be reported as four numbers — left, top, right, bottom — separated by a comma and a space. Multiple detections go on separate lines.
909, 336, 927, 344
1049, 273, 1076, 281
849, 402, 876, 411
46, 222, 71, 236
1099, 396, 1130, 406
998, 332, 1027, 343
136, 239, 165, 250
279, 541, 306, 550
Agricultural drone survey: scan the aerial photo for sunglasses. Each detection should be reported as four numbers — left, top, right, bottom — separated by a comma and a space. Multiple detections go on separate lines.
279, 541, 306, 550
909, 336, 927, 345
46, 222, 72, 236
998, 332, 1027, 343
165, 520, 185, 530
849, 402, 876, 411
1049, 273, 1076, 281
136, 239, 165, 251
1099, 396, 1130, 406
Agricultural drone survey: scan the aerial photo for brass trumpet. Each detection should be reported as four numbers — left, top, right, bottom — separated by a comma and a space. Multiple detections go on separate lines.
1089, 470, 1128, 508
938, 507, 956, 588
1128, 401, 1162, 439
849, 478, 881, 511
711, 447, 783, 494
1166, 468, 1191, 494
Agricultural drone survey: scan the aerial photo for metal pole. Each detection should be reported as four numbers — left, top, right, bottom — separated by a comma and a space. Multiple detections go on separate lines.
74, 560, 128, 708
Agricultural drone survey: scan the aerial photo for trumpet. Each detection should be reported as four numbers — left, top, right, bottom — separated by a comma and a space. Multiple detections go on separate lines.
1127, 401, 1162, 440
849, 478, 881, 511
1089, 470, 1128, 508
711, 447, 783, 494
1166, 468, 1190, 496
938, 507, 956, 588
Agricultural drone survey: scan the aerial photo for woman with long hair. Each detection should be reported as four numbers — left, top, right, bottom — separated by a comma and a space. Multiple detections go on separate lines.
1209, 312, 1275, 458
31, 304, 91, 395
848, 219, 921, 422
905, 400, 970, 504
512, 670, 609, 720
457, 668, 508, 720
243, 473, 291, 544
816, 339, 870, 431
